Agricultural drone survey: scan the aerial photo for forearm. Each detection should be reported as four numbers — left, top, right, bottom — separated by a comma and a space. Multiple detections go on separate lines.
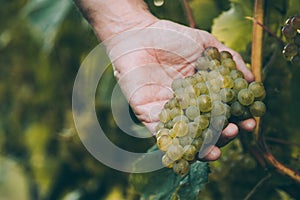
73, 0, 158, 41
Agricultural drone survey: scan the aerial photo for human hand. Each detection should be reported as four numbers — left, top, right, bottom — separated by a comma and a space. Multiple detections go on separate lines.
106, 20, 256, 161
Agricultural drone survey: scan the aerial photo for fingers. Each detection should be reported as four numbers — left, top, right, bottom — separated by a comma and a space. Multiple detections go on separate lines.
238, 118, 256, 132
200, 146, 221, 161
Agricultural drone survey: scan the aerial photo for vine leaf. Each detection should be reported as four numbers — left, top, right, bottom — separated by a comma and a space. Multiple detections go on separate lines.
21, 0, 72, 51
130, 146, 209, 200
212, 0, 253, 52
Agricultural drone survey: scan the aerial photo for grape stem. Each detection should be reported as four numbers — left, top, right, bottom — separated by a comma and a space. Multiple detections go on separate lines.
181, 0, 196, 28
251, 0, 300, 184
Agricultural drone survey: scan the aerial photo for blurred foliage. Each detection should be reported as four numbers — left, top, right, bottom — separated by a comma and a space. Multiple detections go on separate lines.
0, 0, 300, 200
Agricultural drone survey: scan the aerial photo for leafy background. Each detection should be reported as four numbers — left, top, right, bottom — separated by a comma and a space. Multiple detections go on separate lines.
0, 0, 299, 199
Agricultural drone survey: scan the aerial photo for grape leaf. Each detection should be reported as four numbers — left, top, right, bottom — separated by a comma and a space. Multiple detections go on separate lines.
212, 0, 253, 52
21, 0, 72, 51
130, 146, 209, 200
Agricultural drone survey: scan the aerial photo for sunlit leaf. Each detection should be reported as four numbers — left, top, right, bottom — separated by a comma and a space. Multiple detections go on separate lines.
212, 0, 253, 52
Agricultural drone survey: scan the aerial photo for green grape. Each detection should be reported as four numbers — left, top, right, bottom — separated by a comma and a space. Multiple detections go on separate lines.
173, 159, 189, 176
172, 120, 188, 137
186, 76, 198, 86
192, 137, 203, 150
234, 78, 248, 91
185, 105, 200, 120
194, 115, 209, 129
176, 94, 190, 109
207, 79, 221, 93
220, 75, 234, 88
189, 97, 198, 106
238, 89, 255, 106
230, 70, 244, 80
209, 59, 221, 70
172, 115, 189, 124
165, 120, 174, 129
282, 24, 297, 39
198, 94, 212, 112
174, 87, 184, 96
164, 97, 178, 109
208, 70, 221, 80
178, 135, 193, 146
187, 122, 200, 138
220, 88, 235, 103
183, 145, 197, 161
193, 72, 205, 82
249, 101, 266, 117
159, 108, 171, 123
221, 58, 236, 70
162, 154, 174, 168
291, 15, 300, 29
283, 43, 298, 58
217, 65, 230, 76
202, 128, 214, 144
171, 78, 184, 91
220, 51, 233, 60
156, 128, 170, 138
248, 81, 266, 99
155, 122, 165, 132
166, 144, 184, 161
202, 46, 220, 60
211, 115, 228, 130
196, 56, 211, 70
211, 101, 226, 116
210, 93, 221, 101
241, 108, 252, 120
224, 104, 231, 119
230, 101, 246, 117
169, 107, 183, 119
197, 71, 208, 81
157, 135, 173, 151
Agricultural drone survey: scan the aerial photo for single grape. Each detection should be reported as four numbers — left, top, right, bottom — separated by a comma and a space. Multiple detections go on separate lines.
217, 65, 231, 76
155, 122, 165, 132
193, 72, 205, 82
159, 108, 171, 123
282, 25, 297, 39
209, 59, 221, 70
220, 51, 233, 60
169, 107, 183, 119
220, 88, 235, 103
208, 70, 221, 80
211, 115, 228, 130
156, 128, 170, 138
171, 78, 184, 91
194, 82, 209, 95
183, 145, 197, 161
234, 78, 248, 91
220, 75, 234, 88
238, 89, 255, 106
164, 97, 178, 109
283, 43, 298, 58
172, 159, 189, 176
166, 144, 184, 161
221, 58, 236, 70
207, 79, 221, 93
202, 46, 220, 60
230, 70, 244, 80
172, 120, 189, 137
162, 154, 174, 168
172, 115, 189, 124
186, 76, 198, 86
249, 101, 266, 117
178, 135, 193, 146
291, 15, 300, 29
194, 115, 209, 129
176, 94, 190, 109
211, 101, 226, 116
224, 104, 231, 119
210, 93, 221, 101
198, 95, 212, 112
248, 81, 266, 99
196, 56, 211, 70
185, 105, 200, 120
192, 137, 203, 150
230, 101, 246, 117
187, 122, 200, 138
157, 135, 173, 151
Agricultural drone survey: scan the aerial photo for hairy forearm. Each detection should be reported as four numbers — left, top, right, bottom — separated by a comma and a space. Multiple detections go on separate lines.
73, 0, 158, 41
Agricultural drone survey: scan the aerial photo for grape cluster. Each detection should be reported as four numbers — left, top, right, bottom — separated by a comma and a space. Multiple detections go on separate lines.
282, 15, 300, 66
155, 47, 266, 176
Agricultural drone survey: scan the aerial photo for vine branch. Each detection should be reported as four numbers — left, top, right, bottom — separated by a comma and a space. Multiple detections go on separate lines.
251, 0, 300, 184
182, 0, 196, 28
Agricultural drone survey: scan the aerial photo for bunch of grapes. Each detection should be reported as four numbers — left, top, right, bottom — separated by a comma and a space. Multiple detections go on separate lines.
282, 15, 300, 65
155, 47, 266, 176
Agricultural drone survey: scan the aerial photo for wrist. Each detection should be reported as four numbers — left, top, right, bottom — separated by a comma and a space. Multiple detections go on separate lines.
75, 0, 158, 41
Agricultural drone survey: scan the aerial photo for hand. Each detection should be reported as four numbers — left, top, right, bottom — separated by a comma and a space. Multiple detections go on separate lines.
107, 20, 256, 161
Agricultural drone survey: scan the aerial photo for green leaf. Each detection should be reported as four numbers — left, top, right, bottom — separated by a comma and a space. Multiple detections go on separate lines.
130, 146, 209, 200
22, 0, 72, 51
212, 0, 253, 52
